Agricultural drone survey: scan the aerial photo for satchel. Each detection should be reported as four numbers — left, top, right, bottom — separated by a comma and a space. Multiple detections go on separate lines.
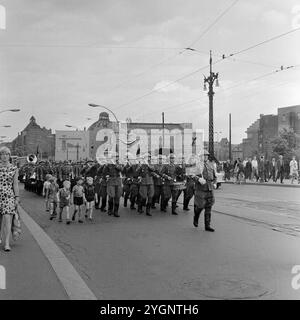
11, 209, 21, 241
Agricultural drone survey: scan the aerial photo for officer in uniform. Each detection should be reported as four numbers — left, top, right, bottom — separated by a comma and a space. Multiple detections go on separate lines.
160, 154, 179, 215
122, 160, 132, 208
95, 160, 108, 211
136, 154, 155, 216
127, 159, 140, 210
193, 150, 216, 232
151, 156, 163, 210
103, 158, 123, 217
182, 156, 195, 211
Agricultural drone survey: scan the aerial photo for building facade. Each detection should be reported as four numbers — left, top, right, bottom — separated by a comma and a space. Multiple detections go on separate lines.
88, 112, 203, 162
242, 119, 260, 159
11, 116, 55, 159
55, 130, 89, 161
257, 114, 278, 159
278, 105, 300, 136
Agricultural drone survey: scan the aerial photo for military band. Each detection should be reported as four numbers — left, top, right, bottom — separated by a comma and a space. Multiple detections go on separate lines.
18, 150, 216, 231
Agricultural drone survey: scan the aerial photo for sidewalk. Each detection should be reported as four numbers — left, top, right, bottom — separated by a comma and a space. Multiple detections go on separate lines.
224, 178, 300, 188
0, 213, 68, 300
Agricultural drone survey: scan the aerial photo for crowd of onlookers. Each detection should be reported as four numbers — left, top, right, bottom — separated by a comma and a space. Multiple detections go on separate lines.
218, 155, 300, 184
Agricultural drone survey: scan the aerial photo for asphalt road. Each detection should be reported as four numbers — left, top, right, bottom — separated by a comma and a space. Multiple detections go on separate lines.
18, 183, 300, 300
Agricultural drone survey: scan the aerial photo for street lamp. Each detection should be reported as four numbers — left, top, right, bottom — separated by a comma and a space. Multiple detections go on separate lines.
203, 50, 219, 158
0, 108, 20, 114
65, 124, 80, 131
88, 103, 120, 160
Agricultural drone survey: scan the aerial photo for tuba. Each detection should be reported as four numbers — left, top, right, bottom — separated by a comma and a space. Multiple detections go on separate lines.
27, 154, 37, 164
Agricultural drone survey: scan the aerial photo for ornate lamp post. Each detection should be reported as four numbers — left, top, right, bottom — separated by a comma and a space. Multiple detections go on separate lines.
204, 51, 219, 158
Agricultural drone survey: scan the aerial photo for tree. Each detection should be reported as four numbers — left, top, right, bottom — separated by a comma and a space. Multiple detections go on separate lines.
270, 128, 299, 160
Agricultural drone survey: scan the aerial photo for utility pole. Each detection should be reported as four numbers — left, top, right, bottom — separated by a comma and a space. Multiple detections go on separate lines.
204, 50, 219, 158
76, 143, 79, 161
162, 112, 165, 148
229, 113, 232, 161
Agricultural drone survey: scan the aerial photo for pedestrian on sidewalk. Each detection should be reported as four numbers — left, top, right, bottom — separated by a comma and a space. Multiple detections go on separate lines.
58, 180, 72, 224
276, 155, 285, 184
289, 156, 299, 184
270, 158, 277, 182
251, 156, 259, 182
0, 146, 20, 252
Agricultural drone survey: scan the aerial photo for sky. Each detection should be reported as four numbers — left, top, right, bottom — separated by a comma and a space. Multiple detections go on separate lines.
0, 0, 299, 144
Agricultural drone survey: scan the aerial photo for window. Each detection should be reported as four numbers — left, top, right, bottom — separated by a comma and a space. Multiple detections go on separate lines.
282, 114, 286, 121
297, 112, 300, 120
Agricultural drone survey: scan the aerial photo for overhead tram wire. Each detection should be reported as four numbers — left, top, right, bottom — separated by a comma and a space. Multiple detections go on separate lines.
188, 48, 278, 69
138, 64, 300, 119
220, 26, 300, 60
187, 0, 240, 48
112, 27, 300, 112
105, 0, 241, 95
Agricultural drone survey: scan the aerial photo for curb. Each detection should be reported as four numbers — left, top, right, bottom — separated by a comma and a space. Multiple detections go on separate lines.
19, 206, 98, 300
224, 181, 300, 188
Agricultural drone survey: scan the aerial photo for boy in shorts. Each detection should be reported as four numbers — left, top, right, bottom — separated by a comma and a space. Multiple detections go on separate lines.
72, 177, 84, 223
42, 174, 52, 212
58, 180, 72, 224
84, 177, 98, 221
48, 176, 59, 220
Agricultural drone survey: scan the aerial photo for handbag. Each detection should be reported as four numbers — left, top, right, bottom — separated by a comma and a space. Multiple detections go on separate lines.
11, 207, 22, 241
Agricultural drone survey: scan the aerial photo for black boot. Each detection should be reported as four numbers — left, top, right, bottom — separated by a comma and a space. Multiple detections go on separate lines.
107, 199, 113, 215
172, 202, 178, 215
124, 197, 128, 207
138, 202, 144, 214
130, 201, 136, 210
160, 198, 166, 212
71, 210, 77, 221
59, 211, 62, 222
205, 208, 215, 232
193, 207, 201, 227
114, 203, 120, 217
183, 198, 190, 211
146, 203, 152, 216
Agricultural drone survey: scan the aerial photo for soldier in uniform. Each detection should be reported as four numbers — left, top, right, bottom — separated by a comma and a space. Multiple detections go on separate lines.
136, 154, 155, 216
36, 161, 45, 195
95, 160, 108, 211
127, 159, 140, 210
151, 156, 163, 210
122, 160, 132, 208
160, 154, 179, 215
103, 158, 123, 217
193, 150, 216, 232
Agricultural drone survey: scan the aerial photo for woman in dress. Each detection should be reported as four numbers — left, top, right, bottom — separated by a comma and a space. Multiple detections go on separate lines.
0, 146, 19, 252
289, 156, 299, 184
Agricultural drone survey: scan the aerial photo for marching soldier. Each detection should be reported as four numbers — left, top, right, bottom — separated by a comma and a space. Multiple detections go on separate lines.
183, 175, 194, 211
193, 150, 216, 232
182, 157, 196, 211
136, 154, 155, 216
160, 154, 179, 215
95, 160, 108, 212
103, 158, 123, 217
122, 160, 131, 208
128, 159, 140, 210
151, 156, 163, 210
